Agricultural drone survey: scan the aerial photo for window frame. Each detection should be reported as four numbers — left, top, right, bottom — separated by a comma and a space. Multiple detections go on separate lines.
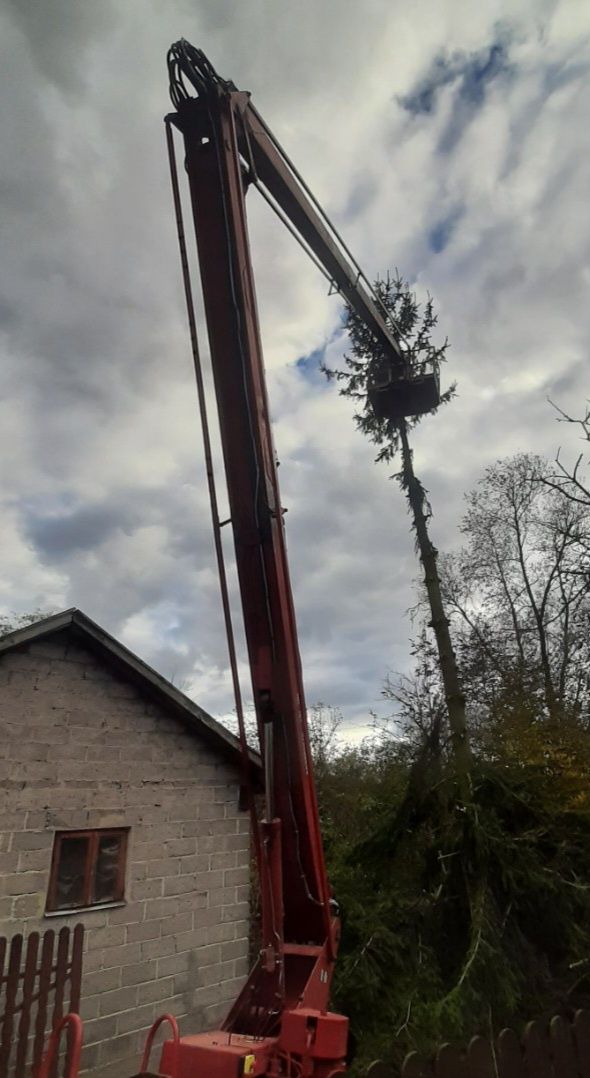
46, 827, 129, 914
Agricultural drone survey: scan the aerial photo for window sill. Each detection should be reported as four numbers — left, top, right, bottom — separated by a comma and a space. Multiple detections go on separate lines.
44, 901, 126, 918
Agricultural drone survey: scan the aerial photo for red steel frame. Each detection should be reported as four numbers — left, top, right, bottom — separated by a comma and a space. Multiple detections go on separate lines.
163, 40, 401, 1078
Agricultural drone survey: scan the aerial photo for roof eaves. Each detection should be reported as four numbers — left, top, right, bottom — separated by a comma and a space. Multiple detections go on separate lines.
0, 609, 77, 652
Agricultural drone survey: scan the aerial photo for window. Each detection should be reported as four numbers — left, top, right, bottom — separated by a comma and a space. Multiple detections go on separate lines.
46, 829, 128, 913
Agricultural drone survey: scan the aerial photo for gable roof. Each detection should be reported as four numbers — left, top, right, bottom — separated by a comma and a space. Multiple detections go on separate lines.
0, 608, 260, 775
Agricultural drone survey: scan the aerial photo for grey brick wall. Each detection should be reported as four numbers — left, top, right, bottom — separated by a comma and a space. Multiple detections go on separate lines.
0, 632, 251, 1078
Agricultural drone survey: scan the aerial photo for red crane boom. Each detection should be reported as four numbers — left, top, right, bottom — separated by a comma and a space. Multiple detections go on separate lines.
160, 40, 403, 1078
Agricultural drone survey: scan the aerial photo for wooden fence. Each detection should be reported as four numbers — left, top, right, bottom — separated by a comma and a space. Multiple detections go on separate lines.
0, 925, 84, 1078
366, 1009, 590, 1077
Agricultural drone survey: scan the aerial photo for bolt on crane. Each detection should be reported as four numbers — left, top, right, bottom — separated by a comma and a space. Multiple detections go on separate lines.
148, 39, 439, 1078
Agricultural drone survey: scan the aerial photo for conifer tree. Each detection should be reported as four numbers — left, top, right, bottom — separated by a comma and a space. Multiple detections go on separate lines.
323, 274, 471, 797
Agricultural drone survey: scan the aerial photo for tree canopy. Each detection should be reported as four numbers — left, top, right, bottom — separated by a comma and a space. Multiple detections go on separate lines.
318, 292, 590, 1068
324, 274, 471, 798
310, 449, 590, 1066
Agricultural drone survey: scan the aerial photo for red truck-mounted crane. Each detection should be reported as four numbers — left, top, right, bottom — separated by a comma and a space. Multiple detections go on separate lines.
152, 39, 438, 1078
32, 40, 441, 1078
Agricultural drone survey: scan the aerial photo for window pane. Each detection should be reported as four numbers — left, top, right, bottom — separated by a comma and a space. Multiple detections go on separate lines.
93, 834, 123, 904
55, 837, 89, 909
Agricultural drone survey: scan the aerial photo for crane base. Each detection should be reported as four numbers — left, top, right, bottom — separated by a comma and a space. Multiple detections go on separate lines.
157, 1014, 348, 1078
160, 1030, 275, 1078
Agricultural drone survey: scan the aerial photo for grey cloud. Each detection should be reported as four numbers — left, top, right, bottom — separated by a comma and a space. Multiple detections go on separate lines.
340, 174, 380, 223
546, 361, 587, 402
23, 503, 136, 559
4, 0, 117, 92
2, 0, 590, 739
543, 57, 590, 96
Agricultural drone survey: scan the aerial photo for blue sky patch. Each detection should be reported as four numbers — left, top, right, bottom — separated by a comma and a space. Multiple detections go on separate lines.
400, 55, 458, 115
399, 39, 514, 153
459, 42, 510, 106
428, 207, 464, 254
295, 345, 327, 383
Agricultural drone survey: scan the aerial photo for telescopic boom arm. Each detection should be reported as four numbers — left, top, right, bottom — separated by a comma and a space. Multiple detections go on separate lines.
163, 39, 398, 1078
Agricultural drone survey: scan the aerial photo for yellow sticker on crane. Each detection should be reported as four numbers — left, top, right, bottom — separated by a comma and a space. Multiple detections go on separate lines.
243, 1055, 256, 1075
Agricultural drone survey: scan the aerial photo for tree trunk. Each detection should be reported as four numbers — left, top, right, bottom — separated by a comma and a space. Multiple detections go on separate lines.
399, 421, 471, 799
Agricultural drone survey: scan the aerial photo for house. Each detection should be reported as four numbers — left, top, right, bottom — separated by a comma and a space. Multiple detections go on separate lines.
0, 608, 259, 1078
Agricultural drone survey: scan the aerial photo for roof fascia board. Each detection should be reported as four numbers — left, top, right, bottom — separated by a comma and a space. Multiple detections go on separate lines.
0, 609, 76, 653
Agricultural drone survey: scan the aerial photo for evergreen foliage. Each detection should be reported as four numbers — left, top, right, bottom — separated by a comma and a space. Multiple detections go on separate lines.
321, 273, 455, 466
315, 723, 590, 1070
318, 280, 590, 1068
323, 273, 471, 800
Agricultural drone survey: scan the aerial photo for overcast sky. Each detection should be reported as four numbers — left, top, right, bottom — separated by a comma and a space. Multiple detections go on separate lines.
1, 0, 588, 737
